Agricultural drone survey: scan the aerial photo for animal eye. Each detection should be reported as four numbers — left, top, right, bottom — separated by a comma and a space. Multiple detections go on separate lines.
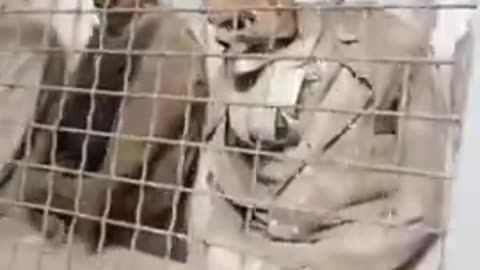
239, 11, 256, 26
217, 11, 256, 31
218, 17, 245, 31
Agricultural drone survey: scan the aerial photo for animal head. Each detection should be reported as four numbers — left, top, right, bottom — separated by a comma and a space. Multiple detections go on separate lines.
205, 0, 298, 53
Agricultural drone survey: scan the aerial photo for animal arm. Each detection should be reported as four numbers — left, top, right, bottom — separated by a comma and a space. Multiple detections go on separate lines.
0, 0, 98, 176
266, 64, 446, 270
96, 11, 208, 179
0, 13, 68, 205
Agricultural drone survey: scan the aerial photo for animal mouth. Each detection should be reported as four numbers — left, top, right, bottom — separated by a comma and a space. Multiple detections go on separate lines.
241, 34, 298, 53
233, 66, 266, 91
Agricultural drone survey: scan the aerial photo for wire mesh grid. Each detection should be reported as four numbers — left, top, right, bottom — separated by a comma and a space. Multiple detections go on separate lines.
0, 0, 476, 270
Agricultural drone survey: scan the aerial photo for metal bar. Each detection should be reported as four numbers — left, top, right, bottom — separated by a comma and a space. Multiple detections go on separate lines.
0, 2, 477, 15
444, 3, 480, 270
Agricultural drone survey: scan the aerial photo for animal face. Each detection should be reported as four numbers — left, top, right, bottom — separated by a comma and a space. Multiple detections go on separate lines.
206, 0, 298, 53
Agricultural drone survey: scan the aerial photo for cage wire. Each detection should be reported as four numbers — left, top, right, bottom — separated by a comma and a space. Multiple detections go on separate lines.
0, 0, 477, 270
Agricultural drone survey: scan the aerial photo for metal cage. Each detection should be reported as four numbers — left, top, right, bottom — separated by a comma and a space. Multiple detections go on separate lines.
0, 0, 477, 269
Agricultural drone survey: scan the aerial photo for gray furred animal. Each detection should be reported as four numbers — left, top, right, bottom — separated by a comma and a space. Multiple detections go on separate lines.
0, 0, 208, 261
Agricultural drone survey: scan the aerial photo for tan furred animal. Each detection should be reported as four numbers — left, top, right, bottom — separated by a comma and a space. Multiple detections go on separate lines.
188, 0, 451, 269
1, 0, 208, 261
